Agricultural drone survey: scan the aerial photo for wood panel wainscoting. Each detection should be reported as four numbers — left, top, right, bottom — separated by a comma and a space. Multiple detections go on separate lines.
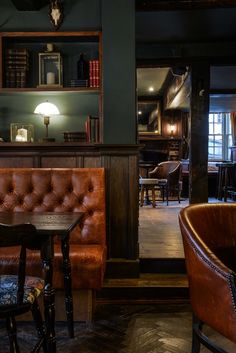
0, 142, 140, 279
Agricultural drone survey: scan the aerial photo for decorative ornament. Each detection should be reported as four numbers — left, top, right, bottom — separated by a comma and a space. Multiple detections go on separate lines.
49, 0, 63, 30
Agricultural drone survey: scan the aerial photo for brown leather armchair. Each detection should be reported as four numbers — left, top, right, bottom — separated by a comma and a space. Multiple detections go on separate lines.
149, 161, 182, 205
179, 203, 236, 353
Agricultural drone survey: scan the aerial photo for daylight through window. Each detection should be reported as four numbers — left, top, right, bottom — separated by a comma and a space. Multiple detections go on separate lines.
208, 112, 232, 160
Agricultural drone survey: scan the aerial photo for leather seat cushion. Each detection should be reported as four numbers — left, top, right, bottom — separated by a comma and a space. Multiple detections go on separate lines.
0, 244, 106, 290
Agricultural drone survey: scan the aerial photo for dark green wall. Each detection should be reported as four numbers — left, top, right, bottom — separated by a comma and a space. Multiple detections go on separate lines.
102, 0, 136, 144
0, 92, 99, 142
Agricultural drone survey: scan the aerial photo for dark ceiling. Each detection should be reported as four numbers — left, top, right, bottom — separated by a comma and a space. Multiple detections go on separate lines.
136, 1, 236, 112
136, 7, 236, 43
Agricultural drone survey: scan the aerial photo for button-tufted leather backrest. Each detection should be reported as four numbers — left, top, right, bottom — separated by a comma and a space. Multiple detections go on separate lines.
0, 168, 106, 245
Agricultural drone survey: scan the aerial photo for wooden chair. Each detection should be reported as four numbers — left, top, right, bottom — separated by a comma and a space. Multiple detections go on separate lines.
149, 161, 182, 205
223, 163, 236, 202
179, 203, 236, 353
0, 223, 47, 353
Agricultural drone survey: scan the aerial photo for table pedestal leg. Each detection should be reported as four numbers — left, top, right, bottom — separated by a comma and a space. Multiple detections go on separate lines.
61, 237, 74, 338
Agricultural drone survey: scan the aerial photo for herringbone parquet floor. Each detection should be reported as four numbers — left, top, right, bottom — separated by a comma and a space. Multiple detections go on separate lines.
1, 304, 236, 352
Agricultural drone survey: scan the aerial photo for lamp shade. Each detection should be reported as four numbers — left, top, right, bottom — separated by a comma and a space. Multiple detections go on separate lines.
34, 102, 60, 116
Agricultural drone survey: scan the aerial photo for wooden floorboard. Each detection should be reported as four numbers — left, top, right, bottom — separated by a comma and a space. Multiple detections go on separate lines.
138, 199, 188, 259
138, 197, 222, 260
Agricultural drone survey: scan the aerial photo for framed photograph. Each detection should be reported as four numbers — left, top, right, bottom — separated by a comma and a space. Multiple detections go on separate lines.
10, 124, 34, 142
137, 100, 161, 136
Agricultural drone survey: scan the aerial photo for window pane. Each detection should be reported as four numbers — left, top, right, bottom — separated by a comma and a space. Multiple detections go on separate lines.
208, 147, 214, 155
209, 124, 214, 134
208, 112, 232, 160
214, 122, 222, 134
208, 139, 215, 147
215, 135, 222, 144
209, 114, 214, 123
214, 146, 221, 155
215, 114, 222, 124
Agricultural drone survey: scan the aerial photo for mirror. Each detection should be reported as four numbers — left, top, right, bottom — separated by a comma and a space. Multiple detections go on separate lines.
137, 100, 161, 136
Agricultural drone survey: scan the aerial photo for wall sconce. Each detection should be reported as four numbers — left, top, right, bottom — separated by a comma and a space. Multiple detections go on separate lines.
169, 123, 176, 138
34, 101, 60, 142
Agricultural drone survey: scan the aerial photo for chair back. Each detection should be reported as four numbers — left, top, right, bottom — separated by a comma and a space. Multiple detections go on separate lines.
149, 161, 182, 191
179, 203, 236, 343
0, 223, 40, 306
149, 161, 180, 178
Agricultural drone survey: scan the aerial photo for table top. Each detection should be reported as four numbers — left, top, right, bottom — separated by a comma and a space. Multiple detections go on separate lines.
0, 212, 84, 236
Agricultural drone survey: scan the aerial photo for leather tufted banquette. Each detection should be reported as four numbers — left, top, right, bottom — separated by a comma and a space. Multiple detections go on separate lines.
0, 168, 106, 317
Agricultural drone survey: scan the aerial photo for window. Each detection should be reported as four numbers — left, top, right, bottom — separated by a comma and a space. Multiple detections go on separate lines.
208, 112, 232, 160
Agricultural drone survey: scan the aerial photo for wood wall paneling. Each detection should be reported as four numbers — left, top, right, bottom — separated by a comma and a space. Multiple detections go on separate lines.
109, 156, 130, 257
128, 155, 139, 259
0, 154, 35, 167
40, 156, 77, 168
83, 156, 102, 168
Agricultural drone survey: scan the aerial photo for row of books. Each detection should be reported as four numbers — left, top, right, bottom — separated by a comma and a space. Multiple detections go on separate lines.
5, 48, 29, 88
85, 115, 99, 143
89, 60, 100, 88
68, 79, 89, 88
63, 131, 87, 142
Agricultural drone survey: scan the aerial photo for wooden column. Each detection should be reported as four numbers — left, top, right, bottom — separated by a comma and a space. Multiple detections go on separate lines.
189, 61, 210, 203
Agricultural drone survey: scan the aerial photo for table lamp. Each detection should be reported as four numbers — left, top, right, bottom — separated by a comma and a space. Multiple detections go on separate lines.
34, 101, 59, 142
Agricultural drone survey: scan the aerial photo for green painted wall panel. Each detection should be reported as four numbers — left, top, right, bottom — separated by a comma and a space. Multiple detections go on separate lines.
102, 0, 136, 144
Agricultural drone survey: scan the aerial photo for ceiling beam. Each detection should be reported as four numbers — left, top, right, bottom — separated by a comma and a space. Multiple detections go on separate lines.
136, 0, 236, 11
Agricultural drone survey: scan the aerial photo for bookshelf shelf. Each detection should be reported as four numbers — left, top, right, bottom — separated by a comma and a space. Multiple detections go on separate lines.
0, 87, 100, 93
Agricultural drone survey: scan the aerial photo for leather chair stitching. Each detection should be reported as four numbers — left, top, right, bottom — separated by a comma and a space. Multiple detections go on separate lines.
184, 233, 236, 312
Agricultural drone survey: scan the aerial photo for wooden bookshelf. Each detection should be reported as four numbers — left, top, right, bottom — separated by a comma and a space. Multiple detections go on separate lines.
0, 31, 102, 91
0, 31, 103, 142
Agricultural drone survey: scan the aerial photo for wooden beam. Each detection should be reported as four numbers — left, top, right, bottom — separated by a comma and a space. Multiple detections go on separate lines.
189, 61, 210, 204
136, 0, 236, 11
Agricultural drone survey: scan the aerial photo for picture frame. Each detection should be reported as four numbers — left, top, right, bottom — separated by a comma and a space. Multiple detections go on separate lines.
138, 100, 161, 136
10, 123, 34, 142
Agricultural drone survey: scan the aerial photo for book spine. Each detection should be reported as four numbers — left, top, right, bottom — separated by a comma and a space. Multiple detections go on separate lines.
5, 48, 29, 55
85, 116, 100, 142
95, 118, 99, 142
89, 60, 100, 88
85, 119, 90, 142
89, 60, 93, 87
95, 60, 99, 88
4, 48, 29, 88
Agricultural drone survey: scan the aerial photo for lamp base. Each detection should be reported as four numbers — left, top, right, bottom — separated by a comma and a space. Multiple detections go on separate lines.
40, 137, 55, 142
